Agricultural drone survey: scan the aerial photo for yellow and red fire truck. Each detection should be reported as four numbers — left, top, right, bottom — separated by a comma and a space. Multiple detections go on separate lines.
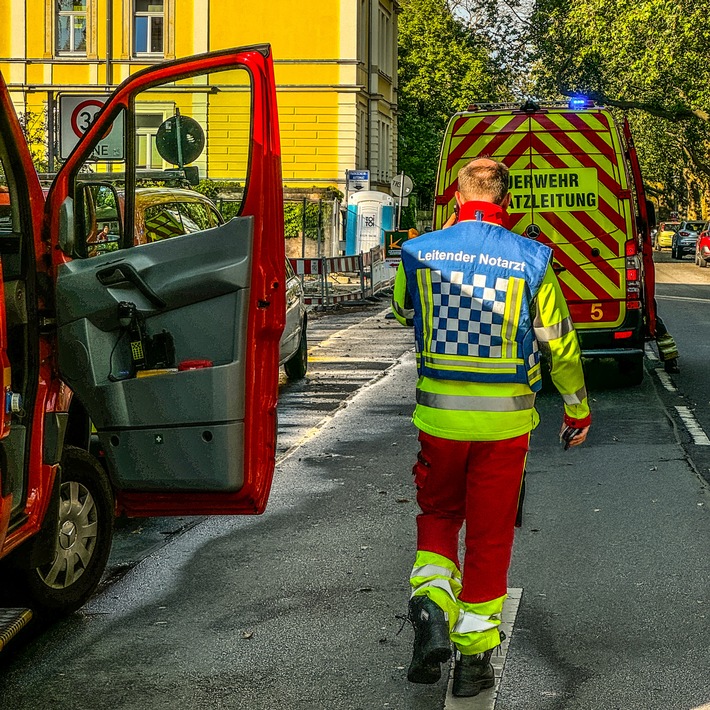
434, 99, 657, 384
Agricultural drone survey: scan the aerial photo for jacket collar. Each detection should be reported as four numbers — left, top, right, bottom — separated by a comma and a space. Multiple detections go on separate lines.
458, 200, 510, 229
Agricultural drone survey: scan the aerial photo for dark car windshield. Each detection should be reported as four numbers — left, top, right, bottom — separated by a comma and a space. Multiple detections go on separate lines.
685, 222, 705, 231
665, 223, 680, 231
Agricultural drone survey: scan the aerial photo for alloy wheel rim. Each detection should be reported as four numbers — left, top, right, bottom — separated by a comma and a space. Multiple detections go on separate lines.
37, 480, 99, 590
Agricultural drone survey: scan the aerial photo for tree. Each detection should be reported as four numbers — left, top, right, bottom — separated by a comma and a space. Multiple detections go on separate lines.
529, 0, 710, 210
397, 0, 512, 207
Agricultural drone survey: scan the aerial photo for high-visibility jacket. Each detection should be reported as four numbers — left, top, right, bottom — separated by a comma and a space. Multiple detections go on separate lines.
392, 201, 591, 441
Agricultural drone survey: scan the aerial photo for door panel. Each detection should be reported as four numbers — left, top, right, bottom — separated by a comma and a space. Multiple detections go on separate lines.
47, 46, 285, 515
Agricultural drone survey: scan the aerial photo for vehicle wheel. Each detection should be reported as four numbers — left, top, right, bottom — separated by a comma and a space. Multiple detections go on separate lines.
700, 256, 708, 268
617, 355, 644, 386
671, 247, 680, 260
14, 447, 114, 618
284, 322, 308, 381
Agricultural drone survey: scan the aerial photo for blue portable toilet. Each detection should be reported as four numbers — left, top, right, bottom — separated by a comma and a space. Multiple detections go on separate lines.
345, 191, 396, 255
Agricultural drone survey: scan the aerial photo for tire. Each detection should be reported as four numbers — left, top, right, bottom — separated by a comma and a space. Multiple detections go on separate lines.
672, 247, 680, 260
284, 322, 308, 381
13, 447, 114, 618
618, 355, 644, 386
700, 255, 708, 268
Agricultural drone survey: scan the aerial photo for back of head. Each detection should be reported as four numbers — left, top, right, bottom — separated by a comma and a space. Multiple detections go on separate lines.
457, 158, 509, 205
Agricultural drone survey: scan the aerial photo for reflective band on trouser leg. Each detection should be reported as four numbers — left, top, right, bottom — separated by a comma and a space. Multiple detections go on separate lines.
656, 334, 679, 361
410, 550, 462, 632
450, 595, 506, 655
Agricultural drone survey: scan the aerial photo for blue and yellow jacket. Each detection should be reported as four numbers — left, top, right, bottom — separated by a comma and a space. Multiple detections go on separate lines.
392, 200, 591, 441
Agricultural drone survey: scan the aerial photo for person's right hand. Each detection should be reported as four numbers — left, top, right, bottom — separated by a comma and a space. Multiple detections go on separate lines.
560, 423, 590, 448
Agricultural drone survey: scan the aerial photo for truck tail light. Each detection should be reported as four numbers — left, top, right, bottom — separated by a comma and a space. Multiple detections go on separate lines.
625, 248, 641, 307
614, 330, 634, 339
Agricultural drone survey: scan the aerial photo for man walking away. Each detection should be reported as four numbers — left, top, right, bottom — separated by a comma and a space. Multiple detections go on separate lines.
391, 158, 590, 697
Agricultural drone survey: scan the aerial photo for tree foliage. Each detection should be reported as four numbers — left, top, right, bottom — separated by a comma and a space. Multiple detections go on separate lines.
529, 0, 710, 212
397, 0, 514, 207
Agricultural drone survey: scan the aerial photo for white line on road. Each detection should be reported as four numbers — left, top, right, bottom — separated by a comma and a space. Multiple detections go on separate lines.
656, 371, 677, 392
657, 295, 710, 303
444, 588, 522, 709
674, 406, 710, 446
644, 344, 659, 362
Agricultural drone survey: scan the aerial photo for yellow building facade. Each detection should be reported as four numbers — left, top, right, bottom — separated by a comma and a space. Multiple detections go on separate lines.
0, 0, 398, 191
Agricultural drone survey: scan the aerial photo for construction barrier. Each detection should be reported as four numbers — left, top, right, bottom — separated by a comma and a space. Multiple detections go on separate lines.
289, 246, 396, 307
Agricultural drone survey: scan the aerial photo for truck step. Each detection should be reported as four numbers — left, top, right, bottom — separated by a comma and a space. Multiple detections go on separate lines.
0, 608, 33, 652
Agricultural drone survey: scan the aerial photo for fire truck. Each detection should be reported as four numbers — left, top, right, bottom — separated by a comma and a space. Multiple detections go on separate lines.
0, 45, 285, 651
433, 99, 658, 385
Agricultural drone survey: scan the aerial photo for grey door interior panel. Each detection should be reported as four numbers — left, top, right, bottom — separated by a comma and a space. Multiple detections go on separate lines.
55, 217, 254, 329
100, 421, 245, 491
55, 216, 256, 493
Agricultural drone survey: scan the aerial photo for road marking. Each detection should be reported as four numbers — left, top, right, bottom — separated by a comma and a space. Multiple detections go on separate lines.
656, 371, 677, 392
674, 406, 710, 446
444, 588, 522, 709
657, 295, 710, 304
644, 344, 659, 362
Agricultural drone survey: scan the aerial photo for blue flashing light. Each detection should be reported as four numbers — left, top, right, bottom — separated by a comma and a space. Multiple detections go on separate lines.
569, 97, 595, 110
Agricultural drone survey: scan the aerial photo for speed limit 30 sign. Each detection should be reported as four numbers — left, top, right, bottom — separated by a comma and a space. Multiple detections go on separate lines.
59, 94, 125, 161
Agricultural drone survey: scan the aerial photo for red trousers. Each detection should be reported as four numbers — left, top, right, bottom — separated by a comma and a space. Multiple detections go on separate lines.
413, 430, 529, 604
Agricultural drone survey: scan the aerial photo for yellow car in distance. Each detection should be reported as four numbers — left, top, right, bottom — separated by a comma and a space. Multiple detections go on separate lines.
654, 221, 680, 250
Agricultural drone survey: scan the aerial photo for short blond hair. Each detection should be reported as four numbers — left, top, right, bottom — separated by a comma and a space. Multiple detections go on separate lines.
457, 158, 509, 204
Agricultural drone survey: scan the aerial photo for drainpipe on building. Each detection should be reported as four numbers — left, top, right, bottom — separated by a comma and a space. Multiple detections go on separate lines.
106, 0, 113, 89
367, 0, 373, 177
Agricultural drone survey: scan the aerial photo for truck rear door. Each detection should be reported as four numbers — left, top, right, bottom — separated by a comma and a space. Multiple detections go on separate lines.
515, 109, 631, 331
435, 107, 633, 332
46, 46, 285, 517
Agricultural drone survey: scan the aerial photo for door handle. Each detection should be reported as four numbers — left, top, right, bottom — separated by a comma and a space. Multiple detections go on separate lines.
96, 264, 166, 308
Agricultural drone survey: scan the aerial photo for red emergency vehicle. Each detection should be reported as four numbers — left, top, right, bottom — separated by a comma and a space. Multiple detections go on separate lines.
0, 45, 285, 649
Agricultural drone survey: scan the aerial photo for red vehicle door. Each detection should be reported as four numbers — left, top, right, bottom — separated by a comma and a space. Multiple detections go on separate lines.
46, 46, 285, 517
0, 80, 47, 554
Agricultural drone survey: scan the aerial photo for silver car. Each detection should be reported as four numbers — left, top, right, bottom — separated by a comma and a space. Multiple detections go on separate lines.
672, 220, 705, 260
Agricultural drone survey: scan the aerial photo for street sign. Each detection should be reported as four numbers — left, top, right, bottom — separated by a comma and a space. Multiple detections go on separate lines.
346, 169, 370, 193
59, 94, 124, 161
390, 174, 413, 198
155, 114, 205, 166
384, 229, 414, 260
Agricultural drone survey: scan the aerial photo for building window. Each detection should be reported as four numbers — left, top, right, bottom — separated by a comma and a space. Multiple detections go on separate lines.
136, 113, 165, 168
134, 0, 164, 56
378, 8, 392, 77
56, 0, 87, 54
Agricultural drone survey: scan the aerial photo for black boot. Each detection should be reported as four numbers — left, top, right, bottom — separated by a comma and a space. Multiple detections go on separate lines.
407, 596, 451, 684
664, 358, 680, 374
452, 649, 496, 697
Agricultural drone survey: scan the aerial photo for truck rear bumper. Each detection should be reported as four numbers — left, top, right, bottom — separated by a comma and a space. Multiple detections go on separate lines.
577, 309, 644, 359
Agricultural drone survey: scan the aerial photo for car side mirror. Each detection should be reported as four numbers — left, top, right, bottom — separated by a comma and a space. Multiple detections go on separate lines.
645, 199, 657, 228
58, 197, 75, 255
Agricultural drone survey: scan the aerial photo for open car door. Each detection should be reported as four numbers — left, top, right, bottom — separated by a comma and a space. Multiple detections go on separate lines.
45, 46, 285, 517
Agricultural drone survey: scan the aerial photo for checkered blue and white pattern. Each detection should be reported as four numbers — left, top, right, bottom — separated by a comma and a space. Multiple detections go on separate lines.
431, 271, 508, 357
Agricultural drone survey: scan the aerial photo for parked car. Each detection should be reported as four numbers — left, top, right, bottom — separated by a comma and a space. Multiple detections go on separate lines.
671, 220, 705, 260
695, 222, 710, 268
654, 221, 680, 250
83, 184, 308, 379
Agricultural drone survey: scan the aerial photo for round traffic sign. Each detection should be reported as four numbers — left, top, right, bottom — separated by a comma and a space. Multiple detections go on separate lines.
391, 174, 413, 197
156, 115, 205, 166
70, 99, 108, 139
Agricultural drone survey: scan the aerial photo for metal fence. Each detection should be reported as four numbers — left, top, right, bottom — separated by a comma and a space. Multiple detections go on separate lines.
289, 245, 395, 308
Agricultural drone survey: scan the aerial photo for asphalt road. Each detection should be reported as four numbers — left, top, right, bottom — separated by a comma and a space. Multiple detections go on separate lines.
1, 262, 709, 710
